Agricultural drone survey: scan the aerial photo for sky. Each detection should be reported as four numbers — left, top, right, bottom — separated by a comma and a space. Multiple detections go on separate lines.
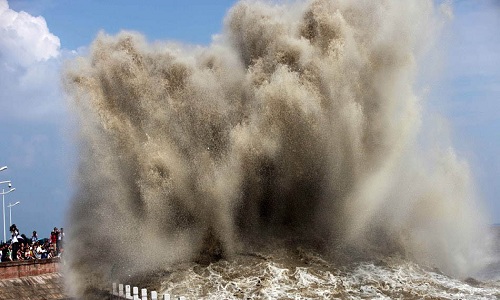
0, 0, 498, 242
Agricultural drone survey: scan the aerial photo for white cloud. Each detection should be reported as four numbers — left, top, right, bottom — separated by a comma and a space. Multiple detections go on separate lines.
0, 0, 66, 122
0, 0, 60, 67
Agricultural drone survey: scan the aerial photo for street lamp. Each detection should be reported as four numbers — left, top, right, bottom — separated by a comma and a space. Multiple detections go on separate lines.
1, 182, 15, 243
7, 201, 20, 228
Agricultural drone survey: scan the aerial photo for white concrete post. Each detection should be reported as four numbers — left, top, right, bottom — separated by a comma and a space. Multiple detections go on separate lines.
141, 288, 148, 300
133, 286, 139, 300
151, 291, 158, 300
125, 284, 132, 299
112, 283, 117, 295
118, 284, 124, 297
163, 294, 171, 300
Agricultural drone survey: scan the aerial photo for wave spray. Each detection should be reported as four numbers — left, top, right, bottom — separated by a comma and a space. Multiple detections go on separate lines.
63, 0, 492, 297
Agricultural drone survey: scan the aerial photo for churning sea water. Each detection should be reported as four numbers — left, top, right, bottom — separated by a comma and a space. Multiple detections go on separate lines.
155, 235, 500, 299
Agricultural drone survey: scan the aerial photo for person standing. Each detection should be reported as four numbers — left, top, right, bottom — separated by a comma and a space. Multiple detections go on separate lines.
57, 228, 64, 256
9, 224, 22, 261
31, 231, 38, 244
50, 231, 57, 255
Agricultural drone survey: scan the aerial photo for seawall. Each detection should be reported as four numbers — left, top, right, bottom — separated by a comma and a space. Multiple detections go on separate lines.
0, 258, 60, 280
0, 273, 67, 300
0, 259, 68, 300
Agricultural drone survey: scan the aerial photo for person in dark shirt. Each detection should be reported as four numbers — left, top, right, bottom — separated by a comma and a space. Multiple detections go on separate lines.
0, 243, 8, 262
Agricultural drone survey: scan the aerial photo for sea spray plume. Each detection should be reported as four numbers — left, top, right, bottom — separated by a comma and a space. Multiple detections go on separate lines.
63, 0, 491, 297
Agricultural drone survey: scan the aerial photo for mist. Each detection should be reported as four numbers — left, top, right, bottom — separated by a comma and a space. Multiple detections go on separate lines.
62, 0, 492, 297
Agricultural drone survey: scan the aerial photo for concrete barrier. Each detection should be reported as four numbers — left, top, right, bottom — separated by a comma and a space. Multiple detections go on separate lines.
112, 282, 184, 300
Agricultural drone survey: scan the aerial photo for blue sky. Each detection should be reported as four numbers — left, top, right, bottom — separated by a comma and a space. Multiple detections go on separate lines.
0, 0, 498, 241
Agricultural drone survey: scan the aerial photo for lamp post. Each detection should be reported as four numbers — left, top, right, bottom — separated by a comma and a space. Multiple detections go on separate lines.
7, 201, 20, 227
1, 183, 15, 243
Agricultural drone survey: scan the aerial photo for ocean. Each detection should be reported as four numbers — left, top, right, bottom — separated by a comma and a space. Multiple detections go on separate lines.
153, 228, 500, 299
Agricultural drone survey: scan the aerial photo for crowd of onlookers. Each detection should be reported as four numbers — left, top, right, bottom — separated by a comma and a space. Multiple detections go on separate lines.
0, 224, 64, 262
